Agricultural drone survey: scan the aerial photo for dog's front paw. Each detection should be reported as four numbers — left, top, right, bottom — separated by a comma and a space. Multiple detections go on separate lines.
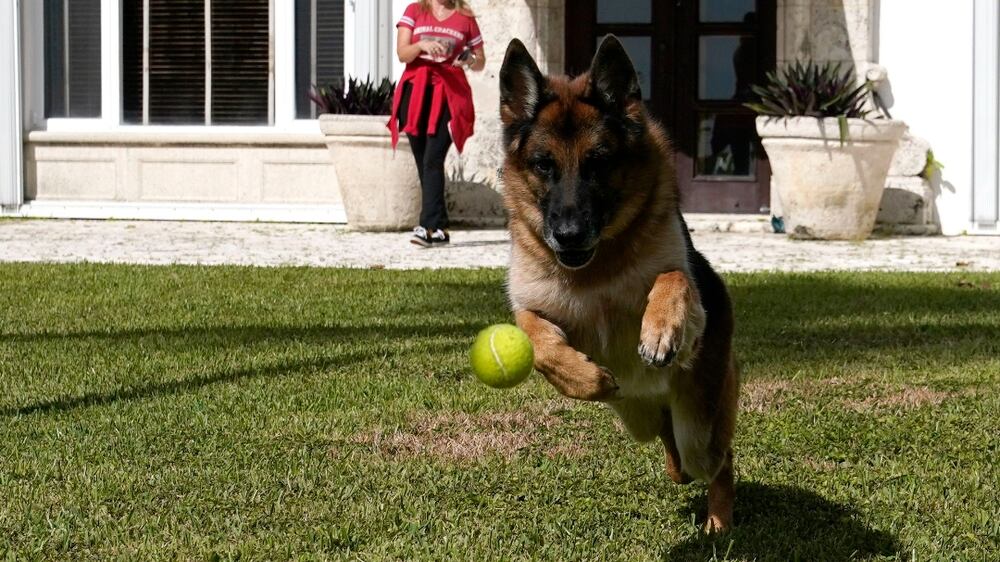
568, 353, 620, 401
579, 358, 620, 402
540, 352, 619, 402
639, 298, 706, 369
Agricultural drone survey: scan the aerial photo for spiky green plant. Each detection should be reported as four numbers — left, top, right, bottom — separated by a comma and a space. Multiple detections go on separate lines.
744, 61, 876, 143
310, 76, 395, 115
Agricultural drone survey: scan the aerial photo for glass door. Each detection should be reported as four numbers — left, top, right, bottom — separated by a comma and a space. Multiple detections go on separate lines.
565, 0, 775, 214
565, 0, 671, 119
674, 0, 774, 213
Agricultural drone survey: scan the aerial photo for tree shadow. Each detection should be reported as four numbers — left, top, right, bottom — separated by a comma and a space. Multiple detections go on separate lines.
665, 483, 900, 561
1, 323, 471, 418
6, 322, 475, 348
1, 352, 364, 417
728, 274, 1000, 366
445, 158, 506, 227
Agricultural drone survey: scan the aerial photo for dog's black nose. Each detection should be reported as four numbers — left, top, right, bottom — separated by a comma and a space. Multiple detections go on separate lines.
551, 218, 589, 249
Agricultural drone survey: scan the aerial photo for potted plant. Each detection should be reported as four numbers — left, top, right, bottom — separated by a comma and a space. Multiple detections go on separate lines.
312, 77, 419, 232
747, 62, 907, 240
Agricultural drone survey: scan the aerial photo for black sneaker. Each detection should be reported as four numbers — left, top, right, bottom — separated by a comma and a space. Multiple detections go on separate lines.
410, 226, 450, 248
411, 226, 433, 247
429, 228, 450, 246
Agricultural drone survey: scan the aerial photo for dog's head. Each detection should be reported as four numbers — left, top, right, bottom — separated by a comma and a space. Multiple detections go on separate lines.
500, 35, 656, 270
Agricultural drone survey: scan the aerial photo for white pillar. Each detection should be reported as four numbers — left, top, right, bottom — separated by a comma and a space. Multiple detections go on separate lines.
1, 0, 24, 209
274, 0, 297, 126
973, 0, 1000, 228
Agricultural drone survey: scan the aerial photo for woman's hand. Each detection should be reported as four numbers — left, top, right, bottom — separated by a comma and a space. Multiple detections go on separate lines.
418, 40, 448, 57
453, 47, 486, 71
452, 50, 473, 68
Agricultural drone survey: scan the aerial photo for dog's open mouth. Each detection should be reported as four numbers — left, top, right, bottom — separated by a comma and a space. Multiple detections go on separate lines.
555, 248, 597, 269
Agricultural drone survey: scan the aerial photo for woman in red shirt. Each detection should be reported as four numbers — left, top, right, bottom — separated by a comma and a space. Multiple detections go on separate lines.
390, 0, 485, 247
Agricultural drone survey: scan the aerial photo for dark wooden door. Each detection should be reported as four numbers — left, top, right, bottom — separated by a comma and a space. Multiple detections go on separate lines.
565, 0, 775, 214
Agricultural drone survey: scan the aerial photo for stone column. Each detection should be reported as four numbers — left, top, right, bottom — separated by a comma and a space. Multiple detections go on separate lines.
777, 0, 878, 74
772, 0, 883, 222
445, 0, 564, 225
1, 0, 24, 210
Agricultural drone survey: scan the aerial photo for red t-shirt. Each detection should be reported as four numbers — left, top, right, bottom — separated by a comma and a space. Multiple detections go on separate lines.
397, 3, 483, 65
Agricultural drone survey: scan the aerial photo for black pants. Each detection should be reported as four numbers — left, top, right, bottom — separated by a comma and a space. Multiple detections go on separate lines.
398, 82, 452, 231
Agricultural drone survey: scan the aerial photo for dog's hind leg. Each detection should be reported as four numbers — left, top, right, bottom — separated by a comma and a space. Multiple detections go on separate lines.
659, 412, 693, 485
705, 448, 734, 533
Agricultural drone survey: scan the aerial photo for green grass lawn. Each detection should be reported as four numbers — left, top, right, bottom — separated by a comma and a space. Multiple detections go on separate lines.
0, 264, 997, 561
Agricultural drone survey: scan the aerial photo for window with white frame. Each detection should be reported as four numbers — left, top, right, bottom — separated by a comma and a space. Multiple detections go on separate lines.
36, 1, 369, 128
44, 0, 102, 118
296, 0, 346, 119
121, 0, 272, 125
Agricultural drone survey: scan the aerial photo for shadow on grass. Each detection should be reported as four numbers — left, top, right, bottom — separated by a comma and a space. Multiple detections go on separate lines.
1, 352, 367, 418
729, 274, 1000, 322
666, 483, 900, 561
6, 322, 476, 347
2, 324, 470, 418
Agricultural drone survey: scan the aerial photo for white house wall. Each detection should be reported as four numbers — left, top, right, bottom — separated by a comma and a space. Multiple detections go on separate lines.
26, 132, 341, 206
441, 0, 564, 224
1, 0, 24, 209
879, 0, 976, 235
972, 0, 999, 231
15, 0, 986, 233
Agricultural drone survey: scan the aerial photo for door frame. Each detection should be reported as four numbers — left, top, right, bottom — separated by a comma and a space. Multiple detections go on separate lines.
565, 1, 776, 214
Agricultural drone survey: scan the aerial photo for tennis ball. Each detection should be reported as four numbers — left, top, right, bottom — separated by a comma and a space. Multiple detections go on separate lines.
470, 324, 534, 388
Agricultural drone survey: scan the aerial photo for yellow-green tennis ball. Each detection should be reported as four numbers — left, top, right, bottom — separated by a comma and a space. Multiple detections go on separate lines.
470, 324, 534, 388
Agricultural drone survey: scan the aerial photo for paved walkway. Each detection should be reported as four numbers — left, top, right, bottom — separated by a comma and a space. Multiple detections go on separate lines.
1, 219, 998, 272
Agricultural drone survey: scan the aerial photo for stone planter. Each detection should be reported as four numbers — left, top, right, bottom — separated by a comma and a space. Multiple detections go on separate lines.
757, 116, 907, 240
319, 114, 420, 231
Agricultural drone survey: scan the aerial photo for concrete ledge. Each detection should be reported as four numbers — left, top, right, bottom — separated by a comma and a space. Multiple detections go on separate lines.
1, 221, 996, 271
27, 130, 327, 147
873, 223, 941, 236
684, 213, 775, 234
7, 200, 347, 223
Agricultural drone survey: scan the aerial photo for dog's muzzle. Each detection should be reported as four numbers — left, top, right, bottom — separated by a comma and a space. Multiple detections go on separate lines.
554, 247, 597, 269
544, 211, 600, 270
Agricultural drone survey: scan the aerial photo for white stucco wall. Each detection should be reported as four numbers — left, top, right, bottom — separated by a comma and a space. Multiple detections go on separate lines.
879, 0, 974, 235
388, 0, 563, 224
1, 0, 24, 209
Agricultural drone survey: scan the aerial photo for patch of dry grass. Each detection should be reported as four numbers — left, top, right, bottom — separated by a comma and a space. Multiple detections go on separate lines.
352, 401, 589, 461
740, 379, 797, 413
741, 378, 958, 414
842, 385, 953, 413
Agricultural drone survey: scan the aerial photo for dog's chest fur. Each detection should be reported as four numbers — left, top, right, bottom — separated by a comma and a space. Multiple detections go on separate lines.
509, 225, 690, 403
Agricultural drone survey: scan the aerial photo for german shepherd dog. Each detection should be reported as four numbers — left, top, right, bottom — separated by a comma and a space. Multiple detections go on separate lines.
499, 36, 738, 532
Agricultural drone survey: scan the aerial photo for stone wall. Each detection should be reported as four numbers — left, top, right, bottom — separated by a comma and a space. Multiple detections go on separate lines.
777, 0, 878, 75
445, 0, 564, 225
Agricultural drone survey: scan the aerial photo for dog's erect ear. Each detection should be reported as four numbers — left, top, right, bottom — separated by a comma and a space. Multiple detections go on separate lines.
589, 35, 642, 112
500, 39, 547, 124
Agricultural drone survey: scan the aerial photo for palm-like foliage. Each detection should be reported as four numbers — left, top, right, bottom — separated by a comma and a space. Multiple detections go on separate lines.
310, 77, 395, 115
744, 61, 873, 118
744, 61, 876, 143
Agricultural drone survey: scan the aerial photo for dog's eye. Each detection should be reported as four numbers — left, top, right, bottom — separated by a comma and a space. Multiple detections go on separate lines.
532, 159, 555, 177
585, 151, 610, 165
582, 152, 611, 179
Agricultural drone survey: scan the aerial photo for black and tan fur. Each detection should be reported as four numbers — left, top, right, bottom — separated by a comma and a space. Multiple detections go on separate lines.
499, 36, 738, 532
